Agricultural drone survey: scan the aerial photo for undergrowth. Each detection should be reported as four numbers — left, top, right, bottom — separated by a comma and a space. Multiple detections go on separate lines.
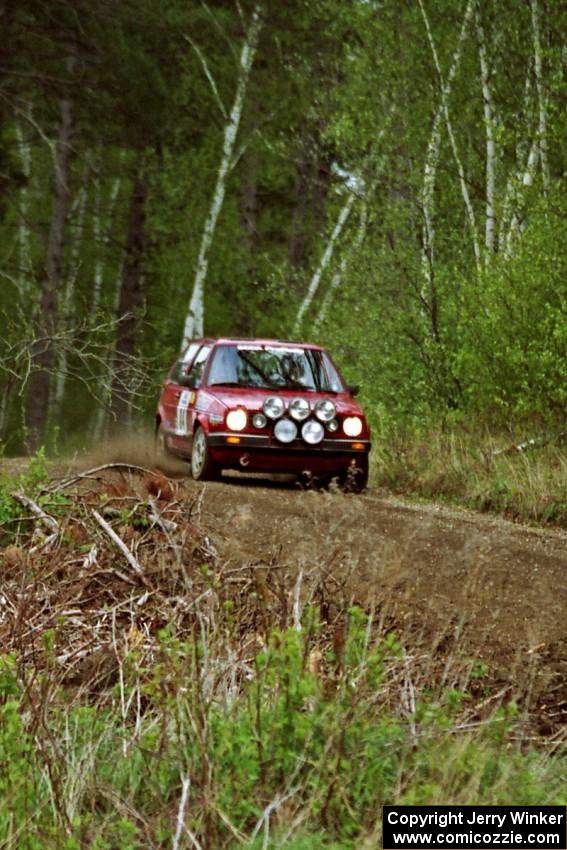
371, 423, 567, 527
0, 449, 70, 544
1, 611, 565, 850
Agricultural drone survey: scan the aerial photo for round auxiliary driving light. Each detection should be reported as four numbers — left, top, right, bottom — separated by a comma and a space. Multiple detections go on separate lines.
263, 396, 285, 420
252, 412, 267, 429
274, 418, 297, 444
314, 399, 336, 423
289, 397, 310, 421
301, 419, 325, 445
343, 416, 363, 437
327, 418, 339, 432
226, 409, 247, 431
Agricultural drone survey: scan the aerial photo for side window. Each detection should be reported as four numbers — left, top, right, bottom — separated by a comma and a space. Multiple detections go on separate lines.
169, 343, 201, 384
186, 345, 212, 388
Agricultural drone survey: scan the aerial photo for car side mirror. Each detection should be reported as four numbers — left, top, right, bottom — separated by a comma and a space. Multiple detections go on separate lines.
347, 383, 360, 397
178, 374, 195, 388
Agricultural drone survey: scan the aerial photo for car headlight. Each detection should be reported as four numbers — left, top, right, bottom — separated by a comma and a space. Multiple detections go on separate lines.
314, 399, 336, 422
327, 419, 339, 432
263, 396, 285, 420
226, 409, 247, 431
252, 412, 267, 429
274, 418, 297, 443
343, 416, 363, 437
301, 419, 324, 445
289, 397, 310, 421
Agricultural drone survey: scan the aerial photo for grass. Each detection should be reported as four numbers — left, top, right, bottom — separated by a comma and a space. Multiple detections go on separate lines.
1, 617, 565, 850
371, 423, 567, 527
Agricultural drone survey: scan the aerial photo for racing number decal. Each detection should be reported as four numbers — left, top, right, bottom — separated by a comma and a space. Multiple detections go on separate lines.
175, 390, 195, 436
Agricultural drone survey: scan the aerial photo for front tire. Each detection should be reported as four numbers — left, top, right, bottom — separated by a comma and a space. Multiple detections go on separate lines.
191, 426, 218, 481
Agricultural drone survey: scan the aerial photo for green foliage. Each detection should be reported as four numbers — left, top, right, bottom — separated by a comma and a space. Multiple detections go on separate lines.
0, 613, 564, 848
456, 186, 567, 420
370, 422, 567, 527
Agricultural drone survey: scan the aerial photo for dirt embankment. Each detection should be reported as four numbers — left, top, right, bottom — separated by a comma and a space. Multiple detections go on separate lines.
1, 456, 566, 735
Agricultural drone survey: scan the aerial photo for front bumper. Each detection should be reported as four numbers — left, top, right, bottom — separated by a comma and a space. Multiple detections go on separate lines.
207, 431, 370, 474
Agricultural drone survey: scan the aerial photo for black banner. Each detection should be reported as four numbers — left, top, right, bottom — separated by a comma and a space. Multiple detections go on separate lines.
383, 806, 566, 850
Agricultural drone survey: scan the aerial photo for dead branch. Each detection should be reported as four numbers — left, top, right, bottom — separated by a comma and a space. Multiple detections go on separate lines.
492, 430, 567, 457
92, 509, 148, 585
11, 490, 60, 533
46, 463, 158, 493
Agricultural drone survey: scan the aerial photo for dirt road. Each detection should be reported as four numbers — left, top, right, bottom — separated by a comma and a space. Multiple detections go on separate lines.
197, 474, 567, 730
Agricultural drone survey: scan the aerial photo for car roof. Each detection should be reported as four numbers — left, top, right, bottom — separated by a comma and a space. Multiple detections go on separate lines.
191, 337, 324, 351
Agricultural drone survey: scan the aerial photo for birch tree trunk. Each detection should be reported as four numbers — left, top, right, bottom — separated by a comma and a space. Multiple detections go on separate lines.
313, 198, 370, 330
294, 189, 356, 333
476, 4, 497, 255
420, 0, 474, 287
498, 72, 533, 247
418, 0, 481, 269
24, 82, 73, 453
181, 3, 263, 348
530, 0, 549, 192
505, 138, 539, 254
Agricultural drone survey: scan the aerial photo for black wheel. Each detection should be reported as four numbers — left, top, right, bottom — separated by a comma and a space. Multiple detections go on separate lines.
340, 456, 369, 493
190, 426, 219, 481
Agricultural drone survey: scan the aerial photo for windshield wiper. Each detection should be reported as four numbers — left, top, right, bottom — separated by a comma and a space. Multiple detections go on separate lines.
209, 381, 246, 388
238, 353, 280, 389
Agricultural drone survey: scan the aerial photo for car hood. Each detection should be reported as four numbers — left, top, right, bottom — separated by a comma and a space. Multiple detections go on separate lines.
204, 386, 365, 416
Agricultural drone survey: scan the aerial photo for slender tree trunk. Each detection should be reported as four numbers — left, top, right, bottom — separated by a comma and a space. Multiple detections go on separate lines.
419, 0, 480, 269
89, 170, 123, 440
288, 133, 311, 271
240, 142, 257, 264
15, 117, 33, 294
91, 270, 122, 442
294, 188, 356, 332
505, 139, 539, 254
476, 3, 497, 255
312, 151, 331, 243
314, 198, 370, 330
530, 0, 549, 192
420, 0, 474, 288
24, 86, 73, 453
92, 172, 122, 314
181, 3, 263, 348
49, 166, 90, 425
498, 72, 533, 246
110, 166, 148, 431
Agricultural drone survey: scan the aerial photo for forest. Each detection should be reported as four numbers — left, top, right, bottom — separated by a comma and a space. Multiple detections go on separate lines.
0, 0, 565, 466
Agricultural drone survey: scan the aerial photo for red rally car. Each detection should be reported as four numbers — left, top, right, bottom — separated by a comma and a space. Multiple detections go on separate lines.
155, 338, 371, 491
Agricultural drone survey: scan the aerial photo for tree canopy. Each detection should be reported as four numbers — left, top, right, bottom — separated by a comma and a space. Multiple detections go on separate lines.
0, 0, 565, 452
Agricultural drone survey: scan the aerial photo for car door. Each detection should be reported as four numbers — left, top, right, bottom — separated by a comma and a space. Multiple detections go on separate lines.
161, 343, 201, 440
167, 344, 213, 455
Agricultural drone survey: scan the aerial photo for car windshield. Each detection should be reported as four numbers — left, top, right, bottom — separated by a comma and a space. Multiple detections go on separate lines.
207, 344, 344, 392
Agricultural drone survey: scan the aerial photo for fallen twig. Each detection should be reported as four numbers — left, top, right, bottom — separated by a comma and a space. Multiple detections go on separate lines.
492, 430, 567, 457
46, 463, 158, 493
92, 509, 149, 586
11, 490, 59, 533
